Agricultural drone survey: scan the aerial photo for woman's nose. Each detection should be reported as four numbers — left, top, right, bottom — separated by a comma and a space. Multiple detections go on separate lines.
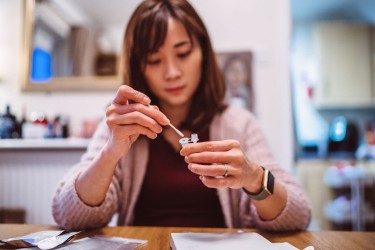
164, 59, 182, 80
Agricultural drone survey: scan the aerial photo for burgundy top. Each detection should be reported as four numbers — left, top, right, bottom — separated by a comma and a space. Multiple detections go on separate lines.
133, 129, 225, 227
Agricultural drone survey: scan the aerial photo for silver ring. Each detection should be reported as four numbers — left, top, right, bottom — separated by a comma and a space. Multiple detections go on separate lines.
223, 164, 228, 177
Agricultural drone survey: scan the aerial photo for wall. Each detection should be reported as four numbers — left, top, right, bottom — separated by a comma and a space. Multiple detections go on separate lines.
0, 0, 293, 171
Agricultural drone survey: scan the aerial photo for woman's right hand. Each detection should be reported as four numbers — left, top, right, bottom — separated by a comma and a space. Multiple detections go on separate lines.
105, 85, 170, 158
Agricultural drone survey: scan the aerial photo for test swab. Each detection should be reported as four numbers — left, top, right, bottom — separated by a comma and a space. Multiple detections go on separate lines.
168, 122, 184, 137
148, 104, 184, 137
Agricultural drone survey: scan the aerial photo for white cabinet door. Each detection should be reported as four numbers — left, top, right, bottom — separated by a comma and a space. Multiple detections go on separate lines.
296, 160, 333, 230
314, 22, 373, 108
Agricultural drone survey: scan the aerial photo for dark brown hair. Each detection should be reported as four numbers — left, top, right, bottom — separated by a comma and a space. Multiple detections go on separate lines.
122, 0, 226, 132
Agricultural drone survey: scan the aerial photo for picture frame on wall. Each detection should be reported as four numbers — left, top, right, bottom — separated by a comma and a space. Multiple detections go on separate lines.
216, 51, 254, 111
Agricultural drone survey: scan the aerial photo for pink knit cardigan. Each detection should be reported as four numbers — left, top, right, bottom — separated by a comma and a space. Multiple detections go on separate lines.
52, 106, 311, 231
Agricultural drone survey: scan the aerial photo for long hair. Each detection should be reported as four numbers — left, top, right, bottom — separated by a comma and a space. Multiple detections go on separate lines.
122, 0, 226, 133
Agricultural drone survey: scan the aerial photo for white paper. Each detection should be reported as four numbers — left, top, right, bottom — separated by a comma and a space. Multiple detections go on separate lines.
38, 231, 81, 250
171, 232, 284, 250
274, 242, 299, 250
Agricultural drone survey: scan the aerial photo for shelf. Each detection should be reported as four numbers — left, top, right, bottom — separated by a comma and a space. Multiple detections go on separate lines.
324, 165, 374, 188
0, 138, 90, 150
315, 102, 375, 110
324, 196, 375, 224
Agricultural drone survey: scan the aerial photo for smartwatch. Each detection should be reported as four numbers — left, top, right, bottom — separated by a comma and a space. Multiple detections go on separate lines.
243, 166, 274, 200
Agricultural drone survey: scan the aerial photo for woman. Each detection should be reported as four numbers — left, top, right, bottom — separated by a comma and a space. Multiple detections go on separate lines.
223, 54, 253, 110
52, 0, 311, 231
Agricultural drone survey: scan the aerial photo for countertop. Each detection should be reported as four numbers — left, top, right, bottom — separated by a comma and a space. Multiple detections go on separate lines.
0, 138, 90, 150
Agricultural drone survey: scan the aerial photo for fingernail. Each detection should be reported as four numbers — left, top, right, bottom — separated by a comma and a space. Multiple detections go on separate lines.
143, 96, 151, 104
163, 116, 170, 123
199, 175, 204, 181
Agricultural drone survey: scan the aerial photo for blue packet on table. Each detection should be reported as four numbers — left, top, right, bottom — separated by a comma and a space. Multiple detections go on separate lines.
0, 230, 80, 249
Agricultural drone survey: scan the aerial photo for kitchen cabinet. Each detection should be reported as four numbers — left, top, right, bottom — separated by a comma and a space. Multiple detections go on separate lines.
313, 22, 375, 108
0, 139, 88, 225
0, 138, 119, 226
296, 160, 333, 230
296, 159, 375, 231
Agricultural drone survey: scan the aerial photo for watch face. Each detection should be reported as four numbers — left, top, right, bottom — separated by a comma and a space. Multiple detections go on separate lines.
242, 168, 275, 200
267, 170, 275, 194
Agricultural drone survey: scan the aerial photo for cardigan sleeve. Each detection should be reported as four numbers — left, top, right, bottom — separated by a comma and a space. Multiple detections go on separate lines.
217, 107, 311, 231
52, 120, 121, 231
243, 111, 311, 231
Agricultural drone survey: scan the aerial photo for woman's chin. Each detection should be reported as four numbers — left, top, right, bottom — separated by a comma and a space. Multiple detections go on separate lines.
160, 97, 191, 109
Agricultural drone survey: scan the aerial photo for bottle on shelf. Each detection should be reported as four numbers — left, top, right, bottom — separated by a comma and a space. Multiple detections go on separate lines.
0, 104, 19, 139
22, 111, 49, 139
19, 106, 27, 138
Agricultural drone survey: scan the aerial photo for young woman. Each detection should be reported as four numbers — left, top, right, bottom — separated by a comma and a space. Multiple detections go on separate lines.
52, 0, 311, 231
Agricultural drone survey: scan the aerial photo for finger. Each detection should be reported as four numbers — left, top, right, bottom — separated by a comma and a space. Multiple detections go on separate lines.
108, 108, 163, 131
189, 163, 236, 177
108, 102, 170, 126
114, 124, 158, 139
180, 140, 241, 156
185, 151, 231, 165
185, 147, 244, 165
199, 175, 229, 188
149, 105, 159, 110
107, 111, 164, 134
113, 85, 151, 106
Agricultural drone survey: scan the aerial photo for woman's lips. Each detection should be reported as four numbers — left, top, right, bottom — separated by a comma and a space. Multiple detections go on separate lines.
165, 85, 185, 94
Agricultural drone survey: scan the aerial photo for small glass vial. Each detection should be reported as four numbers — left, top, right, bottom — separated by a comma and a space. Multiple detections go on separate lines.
179, 133, 199, 147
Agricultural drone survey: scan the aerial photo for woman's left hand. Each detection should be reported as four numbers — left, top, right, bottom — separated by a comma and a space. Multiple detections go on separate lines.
180, 140, 263, 192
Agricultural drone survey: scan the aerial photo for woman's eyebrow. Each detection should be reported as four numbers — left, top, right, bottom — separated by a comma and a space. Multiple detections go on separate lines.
174, 40, 191, 48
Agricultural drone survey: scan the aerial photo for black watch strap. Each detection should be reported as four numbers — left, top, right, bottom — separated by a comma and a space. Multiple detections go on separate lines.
243, 167, 275, 200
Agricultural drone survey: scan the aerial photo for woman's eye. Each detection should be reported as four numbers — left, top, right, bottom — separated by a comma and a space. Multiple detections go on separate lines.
177, 50, 191, 59
147, 59, 161, 65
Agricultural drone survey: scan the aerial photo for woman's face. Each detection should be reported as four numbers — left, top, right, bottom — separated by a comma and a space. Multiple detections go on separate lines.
144, 18, 202, 109
226, 58, 248, 91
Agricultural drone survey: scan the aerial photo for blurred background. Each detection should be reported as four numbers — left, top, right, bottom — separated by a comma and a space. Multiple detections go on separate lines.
0, 0, 374, 231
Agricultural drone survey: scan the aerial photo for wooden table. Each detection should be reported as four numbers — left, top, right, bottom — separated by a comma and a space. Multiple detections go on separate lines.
0, 224, 374, 250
